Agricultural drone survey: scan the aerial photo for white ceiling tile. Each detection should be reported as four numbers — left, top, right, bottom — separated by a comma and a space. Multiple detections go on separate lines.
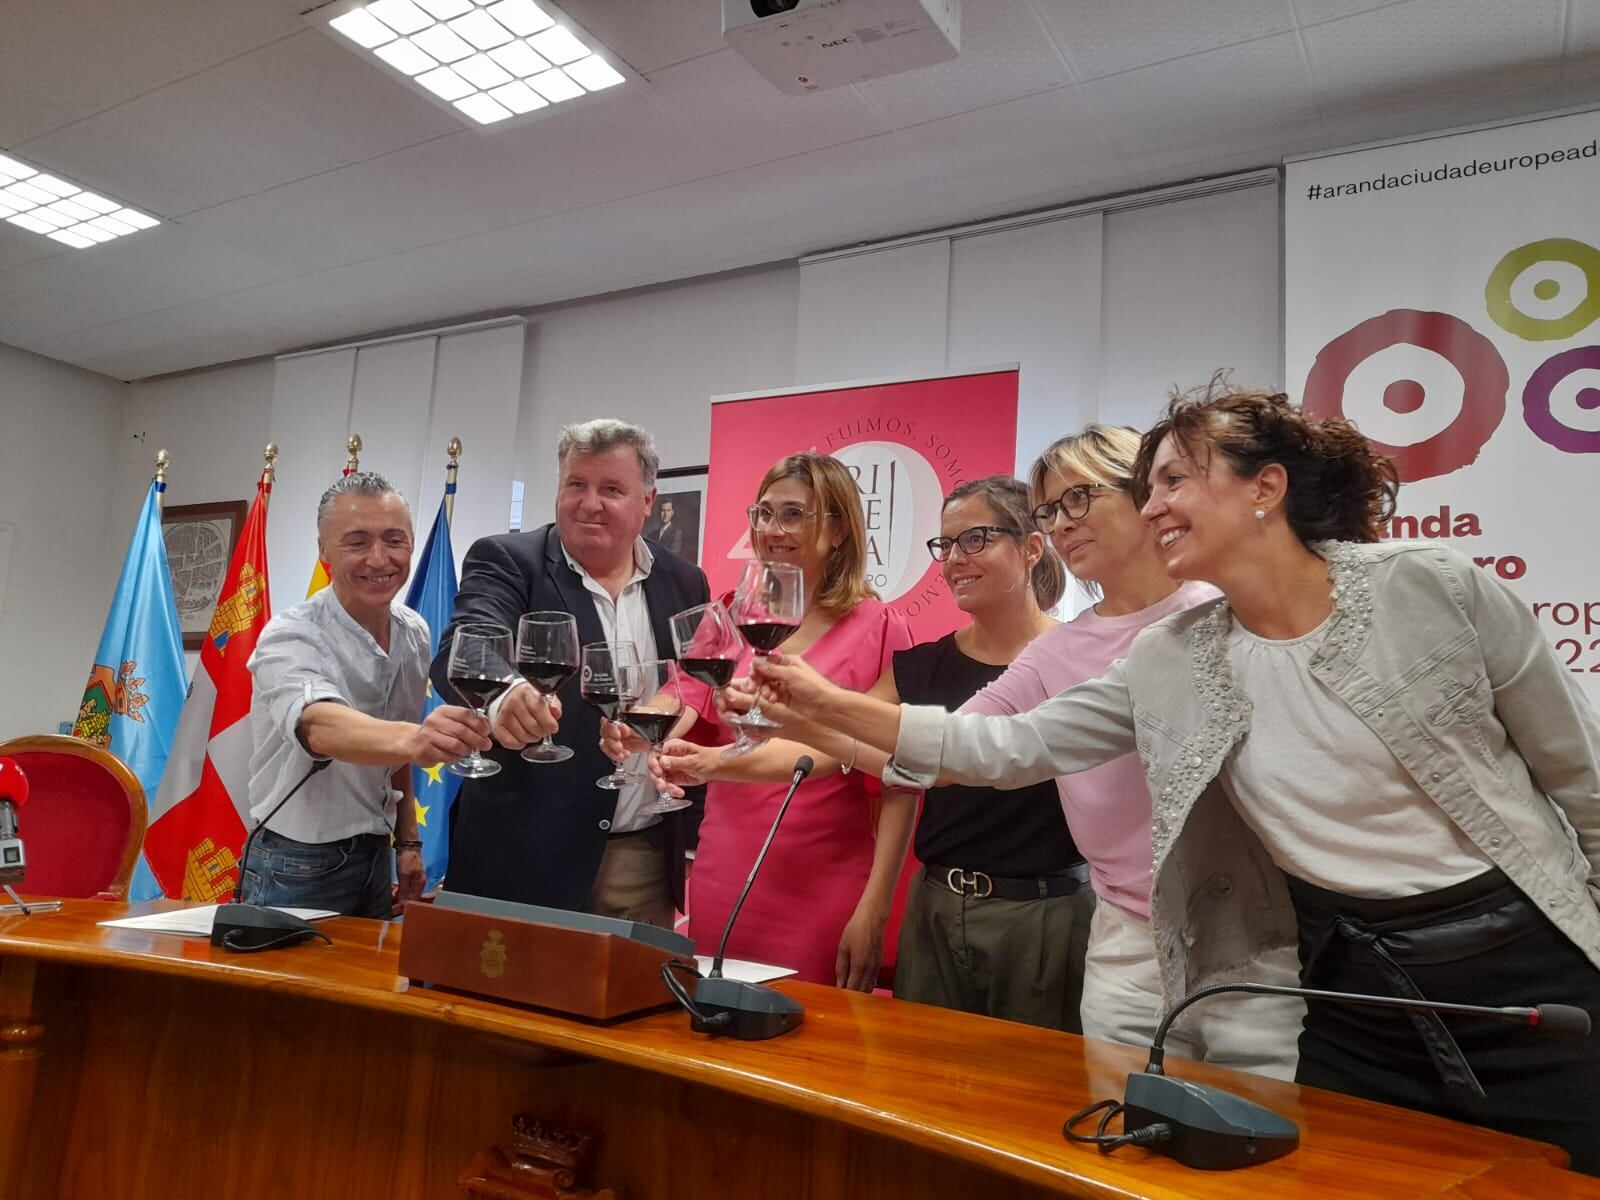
1304, 0, 1566, 112
0, 0, 310, 145
18, 31, 460, 218
0, 223, 63, 272
855, 3, 1072, 128
1564, 2, 1600, 93
1085, 33, 1320, 158
556, 0, 726, 73
1291, 0, 1412, 25
1033, 0, 1297, 80
647, 50, 888, 170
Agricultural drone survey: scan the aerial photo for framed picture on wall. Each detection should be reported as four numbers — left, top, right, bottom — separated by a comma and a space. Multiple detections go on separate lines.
648, 466, 707, 567
162, 500, 247, 650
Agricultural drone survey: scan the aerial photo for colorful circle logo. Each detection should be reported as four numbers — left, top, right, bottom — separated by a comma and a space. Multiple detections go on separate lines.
1522, 345, 1600, 454
1485, 238, 1600, 341
1303, 309, 1509, 482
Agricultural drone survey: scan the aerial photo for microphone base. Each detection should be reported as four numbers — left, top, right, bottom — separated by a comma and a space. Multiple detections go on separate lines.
1122, 1072, 1299, 1170
691, 976, 805, 1040
211, 905, 324, 953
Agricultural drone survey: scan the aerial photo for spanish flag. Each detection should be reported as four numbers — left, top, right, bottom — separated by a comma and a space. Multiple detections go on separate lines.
143, 476, 272, 901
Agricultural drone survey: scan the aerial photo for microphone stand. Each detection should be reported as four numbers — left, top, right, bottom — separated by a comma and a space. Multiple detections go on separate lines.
212, 759, 335, 952
1063, 979, 1592, 1170
664, 756, 813, 1041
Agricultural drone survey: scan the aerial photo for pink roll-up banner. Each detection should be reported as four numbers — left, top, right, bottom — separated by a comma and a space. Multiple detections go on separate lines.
705, 366, 1020, 642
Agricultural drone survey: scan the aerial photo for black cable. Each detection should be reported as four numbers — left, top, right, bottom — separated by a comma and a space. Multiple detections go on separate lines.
231, 759, 332, 903
220, 925, 333, 953
1062, 1099, 1173, 1154
659, 959, 730, 1028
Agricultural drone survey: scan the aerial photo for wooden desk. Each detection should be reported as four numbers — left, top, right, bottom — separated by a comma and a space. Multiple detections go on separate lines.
0, 901, 1583, 1200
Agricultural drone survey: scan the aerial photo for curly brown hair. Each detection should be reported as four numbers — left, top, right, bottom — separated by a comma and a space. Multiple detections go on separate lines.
1131, 375, 1399, 544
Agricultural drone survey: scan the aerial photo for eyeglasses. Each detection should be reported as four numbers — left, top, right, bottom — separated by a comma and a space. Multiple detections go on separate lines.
1030, 483, 1116, 528
747, 503, 834, 534
926, 525, 1021, 561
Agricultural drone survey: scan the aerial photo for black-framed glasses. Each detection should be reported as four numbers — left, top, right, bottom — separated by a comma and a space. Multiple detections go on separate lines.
926, 525, 1021, 561
747, 503, 835, 534
1030, 483, 1116, 528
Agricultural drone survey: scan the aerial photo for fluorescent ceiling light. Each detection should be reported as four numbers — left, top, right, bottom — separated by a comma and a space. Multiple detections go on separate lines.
449, 9, 513, 49
367, 0, 433, 35
0, 151, 159, 251
416, 64, 475, 100
412, 23, 475, 62
527, 67, 583, 103
453, 93, 513, 124
488, 80, 547, 113
328, 8, 395, 47
310, 0, 632, 129
454, 52, 512, 89
486, 0, 553, 37
528, 25, 586, 66
487, 40, 548, 77
374, 37, 438, 75
564, 54, 624, 91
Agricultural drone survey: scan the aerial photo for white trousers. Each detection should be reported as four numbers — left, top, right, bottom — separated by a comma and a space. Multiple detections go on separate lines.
1079, 899, 1303, 1081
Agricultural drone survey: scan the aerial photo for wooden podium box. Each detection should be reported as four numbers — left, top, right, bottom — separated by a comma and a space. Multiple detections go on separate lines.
397, 893, 694, 1020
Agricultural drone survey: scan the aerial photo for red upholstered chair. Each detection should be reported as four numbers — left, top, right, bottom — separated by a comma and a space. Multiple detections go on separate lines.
0, 734, 147, 900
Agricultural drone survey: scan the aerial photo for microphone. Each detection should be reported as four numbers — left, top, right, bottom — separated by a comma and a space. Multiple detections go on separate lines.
211, 758, 334, 952
679, 755, 813, 1040
1065, 979, 1592, 1171
0, 756, 30, 887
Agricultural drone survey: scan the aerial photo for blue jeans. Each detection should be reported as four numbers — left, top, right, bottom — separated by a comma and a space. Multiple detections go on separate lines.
239, 827, 393, 919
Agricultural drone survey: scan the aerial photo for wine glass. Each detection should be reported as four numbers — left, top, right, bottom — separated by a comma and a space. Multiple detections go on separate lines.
726, 561, 804, 732
515, 611, 580, 764
624, 660, 689, 814
445, 623, 514, 779
669, 601, 753, 757
581, 640, 642, 791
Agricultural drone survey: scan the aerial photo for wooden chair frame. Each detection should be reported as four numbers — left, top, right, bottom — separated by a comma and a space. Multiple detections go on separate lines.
0, 734, 148, 899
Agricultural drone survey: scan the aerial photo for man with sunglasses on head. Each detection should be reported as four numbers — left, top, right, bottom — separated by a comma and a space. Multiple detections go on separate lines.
432, 419, 710, 928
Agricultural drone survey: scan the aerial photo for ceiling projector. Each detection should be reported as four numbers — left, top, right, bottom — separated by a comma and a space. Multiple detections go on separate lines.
723, 0, 960, 95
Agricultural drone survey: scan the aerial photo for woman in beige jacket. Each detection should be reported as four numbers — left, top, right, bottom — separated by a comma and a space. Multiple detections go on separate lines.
750, 385, 1600, 1173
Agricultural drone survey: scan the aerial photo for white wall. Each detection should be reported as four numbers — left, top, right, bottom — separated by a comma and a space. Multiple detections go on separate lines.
0, 343, 128, 738
515, 264, 799, 531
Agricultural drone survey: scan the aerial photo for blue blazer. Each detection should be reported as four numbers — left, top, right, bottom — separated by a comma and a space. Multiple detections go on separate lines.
429, 523, 710, 912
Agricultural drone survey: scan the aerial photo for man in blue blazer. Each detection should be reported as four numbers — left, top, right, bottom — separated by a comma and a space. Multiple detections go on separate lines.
431, 419, 710, 926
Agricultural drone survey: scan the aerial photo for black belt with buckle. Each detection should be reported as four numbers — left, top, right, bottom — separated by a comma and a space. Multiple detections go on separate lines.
924, 860, 1091, 901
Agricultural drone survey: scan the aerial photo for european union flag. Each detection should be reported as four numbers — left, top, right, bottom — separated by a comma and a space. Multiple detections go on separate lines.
72, 476, 187, 899
404, 491, 461, 892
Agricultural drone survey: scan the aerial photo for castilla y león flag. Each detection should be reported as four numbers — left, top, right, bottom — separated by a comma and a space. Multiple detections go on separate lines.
143, 478, 272, 900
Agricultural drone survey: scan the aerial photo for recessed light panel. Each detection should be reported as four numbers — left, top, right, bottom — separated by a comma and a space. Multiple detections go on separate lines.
0, 153, 158, 250
309, 0, 634, 130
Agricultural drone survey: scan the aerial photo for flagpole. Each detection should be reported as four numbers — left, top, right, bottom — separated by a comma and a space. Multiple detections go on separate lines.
262, 443, 277, 503
445, 437, 461, 526
344, 434, 362, 477
154, 449, 170, 508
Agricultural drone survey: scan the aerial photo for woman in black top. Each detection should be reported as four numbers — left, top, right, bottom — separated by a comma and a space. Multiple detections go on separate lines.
657, 477, 1091, 1030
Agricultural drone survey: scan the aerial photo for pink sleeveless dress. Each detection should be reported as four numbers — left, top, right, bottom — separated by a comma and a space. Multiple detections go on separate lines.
687, 599, 913, 984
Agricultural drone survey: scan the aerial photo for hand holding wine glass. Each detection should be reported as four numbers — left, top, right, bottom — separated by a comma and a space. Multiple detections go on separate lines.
623, 660, 689, 814
726, 560, 804, 732
446, 623, 515, 779
515, 611, 579, 763
581, 641, 642, 791
670, 600, 753, 756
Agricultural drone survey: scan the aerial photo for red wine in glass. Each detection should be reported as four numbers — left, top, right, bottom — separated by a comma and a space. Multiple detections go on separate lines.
446, 623, 513, 779
735, 620, 800, 654
516, 611, 581, 764
448, 673, 514, 711
582, 641, 641, 791
727, 561, 804, 732
678, 656, 736, 689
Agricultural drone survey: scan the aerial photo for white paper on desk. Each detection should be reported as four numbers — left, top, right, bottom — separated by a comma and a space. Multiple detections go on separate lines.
693, 956, 796, 983
98, 905, 338, 936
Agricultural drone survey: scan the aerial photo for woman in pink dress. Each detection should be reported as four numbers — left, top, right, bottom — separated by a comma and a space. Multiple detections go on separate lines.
686, 453, 915, 986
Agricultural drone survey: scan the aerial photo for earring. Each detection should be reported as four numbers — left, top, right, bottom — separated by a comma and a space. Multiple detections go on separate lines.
1254, 508, 1266, 520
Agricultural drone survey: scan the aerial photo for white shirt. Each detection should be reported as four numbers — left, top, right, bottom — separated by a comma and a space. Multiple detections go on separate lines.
246, 588, 431, 843
1219, 615, 1491, 898
563, 538, 659, 833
